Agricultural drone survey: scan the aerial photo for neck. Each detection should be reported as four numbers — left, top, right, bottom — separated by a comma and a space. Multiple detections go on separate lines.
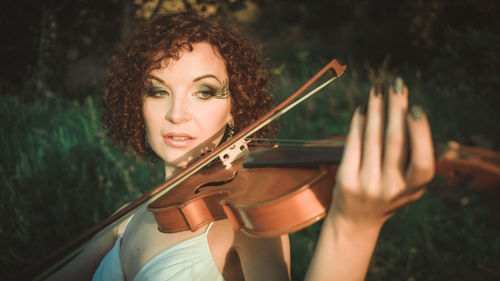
164, 163, 182, 179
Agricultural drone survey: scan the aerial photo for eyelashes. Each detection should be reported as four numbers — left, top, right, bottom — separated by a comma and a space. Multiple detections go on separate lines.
147, 86, 169, 97
146, 80, 170, 97
201, 79, 229, 99
146, 79, 229, 100
215, 79, 229, 99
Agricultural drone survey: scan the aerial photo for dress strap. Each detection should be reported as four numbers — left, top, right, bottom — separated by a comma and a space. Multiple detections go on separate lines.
119, 215, 134, 238
203, 222, 215, 235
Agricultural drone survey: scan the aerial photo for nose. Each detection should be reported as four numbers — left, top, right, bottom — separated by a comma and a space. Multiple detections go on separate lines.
166, 94, 191, 124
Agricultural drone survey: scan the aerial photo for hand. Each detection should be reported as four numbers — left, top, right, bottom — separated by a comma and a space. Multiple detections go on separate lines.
330, 78, 435, 228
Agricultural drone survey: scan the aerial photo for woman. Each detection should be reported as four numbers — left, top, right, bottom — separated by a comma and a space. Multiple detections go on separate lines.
48, 12, 434, 281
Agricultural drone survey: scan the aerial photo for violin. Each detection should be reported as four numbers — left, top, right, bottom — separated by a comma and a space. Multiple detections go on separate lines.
19, 59, 500, 280
148, 145, 340, 237
146, 59, 500, 237
148, 138, 500, 237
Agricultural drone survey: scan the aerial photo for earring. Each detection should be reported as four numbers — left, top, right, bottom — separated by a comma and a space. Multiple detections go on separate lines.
227, 120, 235, 139
144, 136, 153, 151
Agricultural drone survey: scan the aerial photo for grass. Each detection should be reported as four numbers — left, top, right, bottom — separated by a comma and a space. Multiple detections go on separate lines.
0, 96, 164, 277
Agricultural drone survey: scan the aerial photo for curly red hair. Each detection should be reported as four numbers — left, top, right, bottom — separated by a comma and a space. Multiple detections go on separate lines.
101, 12, 275, 158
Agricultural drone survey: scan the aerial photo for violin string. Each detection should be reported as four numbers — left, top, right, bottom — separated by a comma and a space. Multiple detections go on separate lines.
235, 76, 339, 147
245, 137, 345, 146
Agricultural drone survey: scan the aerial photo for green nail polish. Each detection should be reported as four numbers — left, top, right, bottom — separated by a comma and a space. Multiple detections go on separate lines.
394, 77, 404, 95
375, 82, 384, 97
359, 103, 368, 115
411, 105, 424, 120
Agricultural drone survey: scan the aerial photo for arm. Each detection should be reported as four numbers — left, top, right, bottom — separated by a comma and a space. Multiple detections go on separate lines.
306, 79, 435, 281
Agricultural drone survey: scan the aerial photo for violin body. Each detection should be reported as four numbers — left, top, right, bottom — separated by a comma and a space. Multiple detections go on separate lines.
148, 155, 338, 237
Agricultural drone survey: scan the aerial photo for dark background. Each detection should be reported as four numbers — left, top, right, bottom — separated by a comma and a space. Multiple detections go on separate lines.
2, 0, 499, 104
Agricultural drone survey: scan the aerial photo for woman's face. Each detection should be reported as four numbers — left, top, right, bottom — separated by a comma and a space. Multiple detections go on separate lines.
143, 42, 232, 174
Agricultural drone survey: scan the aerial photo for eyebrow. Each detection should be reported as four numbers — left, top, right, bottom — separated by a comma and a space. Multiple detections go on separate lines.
146, 74, 222, 85
147, 74, 166, 84
193, 74, 222, 85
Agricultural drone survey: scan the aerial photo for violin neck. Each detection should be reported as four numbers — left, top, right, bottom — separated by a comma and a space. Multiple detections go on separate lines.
243, 146, 343, 168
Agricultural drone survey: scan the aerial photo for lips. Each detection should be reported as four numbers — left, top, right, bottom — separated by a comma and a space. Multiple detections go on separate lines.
162, 132, 196, 148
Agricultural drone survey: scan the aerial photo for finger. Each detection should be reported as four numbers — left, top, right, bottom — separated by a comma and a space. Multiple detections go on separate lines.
406, 105, 435, 187
360, 87, 384, 188
383, 77, 409, 181
338, 107, 365, 182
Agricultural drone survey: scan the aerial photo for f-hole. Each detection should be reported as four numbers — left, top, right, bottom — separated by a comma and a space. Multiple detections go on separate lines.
194, 171, 238, 194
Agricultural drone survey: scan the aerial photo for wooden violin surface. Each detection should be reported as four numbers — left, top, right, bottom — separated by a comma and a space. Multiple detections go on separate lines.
148, 155, 338, 237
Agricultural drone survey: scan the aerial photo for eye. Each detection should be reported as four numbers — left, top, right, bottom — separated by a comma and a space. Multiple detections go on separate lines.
194, 90, 214, 99
193, 82, 229, 100
147, 87, 170, 98
193, 85, 218, 100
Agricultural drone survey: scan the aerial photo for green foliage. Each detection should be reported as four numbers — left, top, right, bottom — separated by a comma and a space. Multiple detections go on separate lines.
422, 24, 500, 144
0, 96, 163, 276
367, 184, 500, 281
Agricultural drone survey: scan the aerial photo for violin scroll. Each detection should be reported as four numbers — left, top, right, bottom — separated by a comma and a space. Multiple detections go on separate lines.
435, 141, 500, 197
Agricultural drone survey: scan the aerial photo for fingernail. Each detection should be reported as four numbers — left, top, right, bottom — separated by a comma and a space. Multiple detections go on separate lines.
394, 77, 404, 95
411, 105, 424, 120
375, 82, 385, 97
359, 103, 368, 115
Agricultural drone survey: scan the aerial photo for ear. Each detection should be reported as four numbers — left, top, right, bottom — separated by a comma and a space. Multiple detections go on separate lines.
227, 114, 234, 125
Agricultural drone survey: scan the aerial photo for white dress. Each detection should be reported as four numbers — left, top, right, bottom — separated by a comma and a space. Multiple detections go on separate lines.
92, 222, 225, 281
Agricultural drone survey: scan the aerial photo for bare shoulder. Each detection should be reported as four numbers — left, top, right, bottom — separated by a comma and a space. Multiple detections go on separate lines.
207, 219, 237, 267
111, 201, 133, 238
237, 232, 290, 280
233, 230, 289, 256
44, 203, 133, 281
207, 220, 290, 280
